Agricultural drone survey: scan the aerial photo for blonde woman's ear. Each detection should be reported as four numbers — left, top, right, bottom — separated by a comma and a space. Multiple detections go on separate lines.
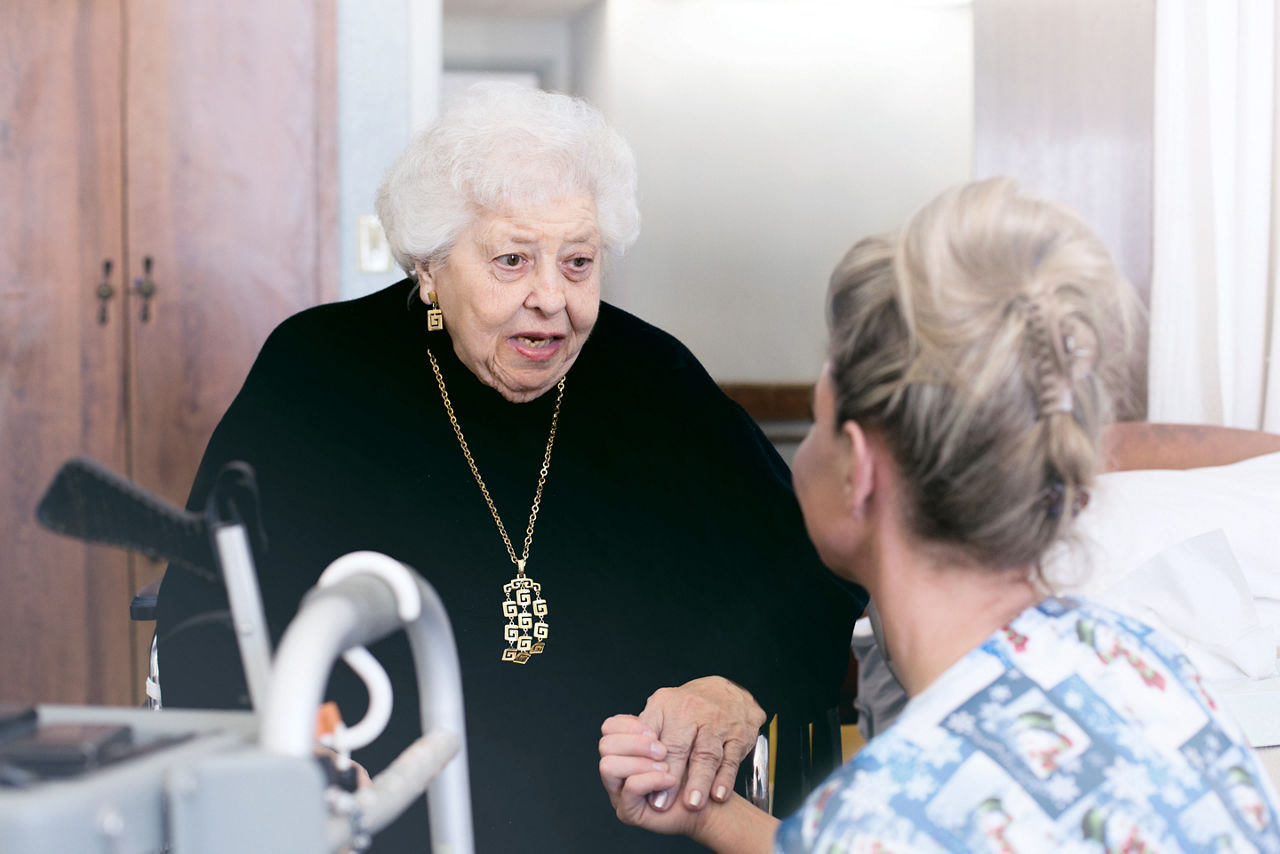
842, 420, 875, 519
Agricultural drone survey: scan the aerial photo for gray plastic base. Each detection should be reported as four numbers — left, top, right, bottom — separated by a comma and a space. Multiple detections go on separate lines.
0, 705, 327, 854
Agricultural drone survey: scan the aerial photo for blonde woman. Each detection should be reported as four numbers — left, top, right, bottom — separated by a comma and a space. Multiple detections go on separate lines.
600, 179, 1280, 852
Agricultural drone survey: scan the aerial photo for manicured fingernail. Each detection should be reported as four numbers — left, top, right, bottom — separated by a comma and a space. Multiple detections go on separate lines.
714, 785, 727, 801
688, 789, 703, 807
648, 741, 665, 759
651, 790, 670, 810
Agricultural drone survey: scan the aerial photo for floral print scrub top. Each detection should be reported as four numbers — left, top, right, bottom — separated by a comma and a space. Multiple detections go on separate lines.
776, 598, 1280, 853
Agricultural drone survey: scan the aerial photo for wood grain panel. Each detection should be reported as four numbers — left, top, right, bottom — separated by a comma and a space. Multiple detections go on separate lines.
123, 0, 339, 690
314, 0, 340, 304
0, 0, 134, 705
720, 383, 813, 423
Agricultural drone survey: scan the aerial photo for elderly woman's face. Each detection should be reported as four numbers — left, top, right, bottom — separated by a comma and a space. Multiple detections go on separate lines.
418, 195, 601, 402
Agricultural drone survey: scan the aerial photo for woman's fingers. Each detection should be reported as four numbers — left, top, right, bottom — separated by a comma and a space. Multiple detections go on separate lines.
636, 677, 765, 811
682, 725, 729, 807
599, 712, 719, 839
618, 769, 679, 813
710, 739, 747, 802
637, 687, 696, 810
601, 713, 656, 738
601, 763, 694, 834
599, 751, 679, 830
599, 732, 668, 764
599, 755, 672, 790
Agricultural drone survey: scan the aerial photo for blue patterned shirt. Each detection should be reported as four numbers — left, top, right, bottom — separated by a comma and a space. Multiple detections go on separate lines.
776, 598, 1280, 853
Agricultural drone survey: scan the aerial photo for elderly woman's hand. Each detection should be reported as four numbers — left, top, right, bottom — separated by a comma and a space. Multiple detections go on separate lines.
637, 675, 766, 811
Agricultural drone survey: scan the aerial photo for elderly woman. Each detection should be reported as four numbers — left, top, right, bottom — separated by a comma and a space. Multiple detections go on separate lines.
154, 83, 859, 851
599, 179, 1280, 851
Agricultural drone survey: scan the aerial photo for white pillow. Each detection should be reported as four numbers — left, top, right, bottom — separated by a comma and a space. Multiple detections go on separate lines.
1091, 529, 1274, 679
1046, 450, 1280, 679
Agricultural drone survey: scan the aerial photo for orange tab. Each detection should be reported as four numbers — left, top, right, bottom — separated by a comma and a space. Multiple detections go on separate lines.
315, 701, 342, 739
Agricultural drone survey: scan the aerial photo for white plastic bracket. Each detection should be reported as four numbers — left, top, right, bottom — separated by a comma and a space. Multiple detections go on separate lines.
318, 551, 422, 623
314, 552, 423, 753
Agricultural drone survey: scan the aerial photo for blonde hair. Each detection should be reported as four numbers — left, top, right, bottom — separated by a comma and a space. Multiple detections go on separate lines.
375, 82, 641, 274
826, 178, 1134, 570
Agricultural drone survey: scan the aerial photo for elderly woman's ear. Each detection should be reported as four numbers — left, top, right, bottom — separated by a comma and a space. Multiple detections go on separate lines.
413, 260, 433, 295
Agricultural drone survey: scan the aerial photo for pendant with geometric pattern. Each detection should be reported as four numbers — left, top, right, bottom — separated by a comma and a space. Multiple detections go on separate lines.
501, 570, 548, 664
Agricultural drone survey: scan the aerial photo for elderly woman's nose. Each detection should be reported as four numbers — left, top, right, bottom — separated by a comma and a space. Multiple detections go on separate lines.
526, 264, 568, 312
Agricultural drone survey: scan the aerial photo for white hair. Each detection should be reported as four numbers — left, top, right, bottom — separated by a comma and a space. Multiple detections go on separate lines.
375, 83, 641, 273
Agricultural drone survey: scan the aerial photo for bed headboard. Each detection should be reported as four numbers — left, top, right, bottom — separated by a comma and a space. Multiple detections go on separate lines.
1102, 422, 1280, 472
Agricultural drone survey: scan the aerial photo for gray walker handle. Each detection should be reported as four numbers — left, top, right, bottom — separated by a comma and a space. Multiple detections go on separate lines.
260, 552, 474, 854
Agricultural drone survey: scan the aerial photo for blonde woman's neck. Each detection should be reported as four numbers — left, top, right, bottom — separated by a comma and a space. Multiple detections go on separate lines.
863, 519, 1043, 698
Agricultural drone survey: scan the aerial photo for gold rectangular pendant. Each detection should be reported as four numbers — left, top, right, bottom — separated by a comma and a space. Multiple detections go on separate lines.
502, 575, 549, 663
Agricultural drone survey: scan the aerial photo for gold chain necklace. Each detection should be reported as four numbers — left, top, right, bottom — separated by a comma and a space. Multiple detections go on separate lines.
427, 347, 562, 664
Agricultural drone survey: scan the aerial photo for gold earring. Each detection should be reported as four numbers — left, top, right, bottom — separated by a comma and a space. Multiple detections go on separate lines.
426, 289, 444, 331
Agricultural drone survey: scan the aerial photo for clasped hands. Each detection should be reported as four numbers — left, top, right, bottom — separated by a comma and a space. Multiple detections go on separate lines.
598, 675, 765, 838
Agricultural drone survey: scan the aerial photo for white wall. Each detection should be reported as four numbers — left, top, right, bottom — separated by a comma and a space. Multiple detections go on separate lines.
338, 0, 975, 381
337, 0, 441, 301
575, 0, 974, 382
442, 16, 575, 92
336, 7, 564, 300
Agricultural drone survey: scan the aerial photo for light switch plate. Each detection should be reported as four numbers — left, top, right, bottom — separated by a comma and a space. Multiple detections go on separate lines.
357, 215, 392, 273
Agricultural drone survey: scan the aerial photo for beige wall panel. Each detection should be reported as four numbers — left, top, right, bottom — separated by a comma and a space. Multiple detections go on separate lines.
974, 0, 1154, 416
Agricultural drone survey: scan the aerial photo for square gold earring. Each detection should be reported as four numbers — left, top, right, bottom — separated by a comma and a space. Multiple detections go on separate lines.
426, 289, 444, 331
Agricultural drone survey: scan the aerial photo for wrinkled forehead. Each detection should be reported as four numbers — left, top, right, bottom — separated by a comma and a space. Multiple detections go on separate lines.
467, 195, 601, 244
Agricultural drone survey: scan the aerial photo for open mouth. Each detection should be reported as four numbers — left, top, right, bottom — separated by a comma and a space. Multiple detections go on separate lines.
510, 333, 565, 359
514, 334, 559, 349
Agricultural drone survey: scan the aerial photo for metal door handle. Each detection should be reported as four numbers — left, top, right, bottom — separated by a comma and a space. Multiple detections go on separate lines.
134, 256, 157, 323
96, 260, 115, 325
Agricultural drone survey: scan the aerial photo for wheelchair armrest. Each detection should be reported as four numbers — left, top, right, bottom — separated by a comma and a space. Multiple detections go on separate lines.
130, 578, 163, 622
771, 706, 843, 816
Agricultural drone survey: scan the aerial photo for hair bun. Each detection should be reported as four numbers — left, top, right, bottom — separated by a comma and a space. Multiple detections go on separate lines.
824, 178, 1134, 571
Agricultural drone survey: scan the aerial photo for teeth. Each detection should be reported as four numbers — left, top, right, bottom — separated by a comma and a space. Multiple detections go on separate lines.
518, 336, 553, 348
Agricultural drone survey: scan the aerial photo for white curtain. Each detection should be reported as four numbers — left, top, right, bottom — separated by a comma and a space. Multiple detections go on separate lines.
1149, 0, 1280, 431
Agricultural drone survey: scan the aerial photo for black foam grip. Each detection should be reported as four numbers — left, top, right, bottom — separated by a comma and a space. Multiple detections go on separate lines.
35, 457, 216, 577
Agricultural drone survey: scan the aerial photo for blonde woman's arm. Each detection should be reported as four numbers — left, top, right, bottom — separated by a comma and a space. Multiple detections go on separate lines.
599, 714, 778, 854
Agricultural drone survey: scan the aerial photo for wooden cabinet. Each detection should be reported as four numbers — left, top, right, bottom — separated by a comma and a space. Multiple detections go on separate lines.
0, 0, 337, 705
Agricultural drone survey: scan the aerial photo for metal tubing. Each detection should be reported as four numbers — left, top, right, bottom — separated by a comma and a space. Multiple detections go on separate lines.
259, 575, 401, 758
258, 557, 474, 854
213, 524, 275, 711
403, 576, 474, 854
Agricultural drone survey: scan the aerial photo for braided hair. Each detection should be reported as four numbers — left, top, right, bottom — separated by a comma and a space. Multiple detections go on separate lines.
825, 178, 1134, 573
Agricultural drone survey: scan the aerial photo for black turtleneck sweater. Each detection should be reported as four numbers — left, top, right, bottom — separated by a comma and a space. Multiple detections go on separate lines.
155, 278, 863, 852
